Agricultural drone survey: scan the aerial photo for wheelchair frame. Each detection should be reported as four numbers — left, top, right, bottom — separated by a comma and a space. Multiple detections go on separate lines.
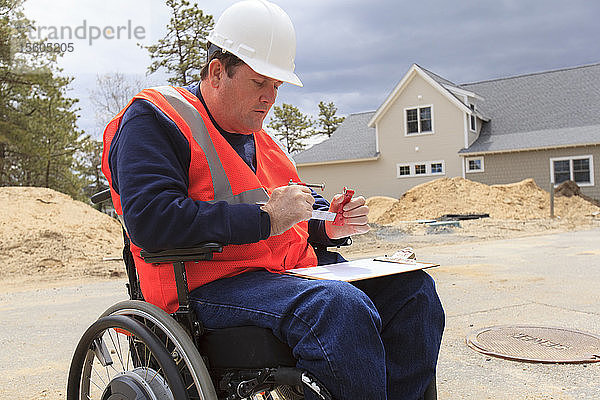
67, 189, 437, 400
68, 189, 332, 400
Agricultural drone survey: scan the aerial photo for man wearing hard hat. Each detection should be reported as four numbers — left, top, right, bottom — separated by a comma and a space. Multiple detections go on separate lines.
102, 1, 444, 399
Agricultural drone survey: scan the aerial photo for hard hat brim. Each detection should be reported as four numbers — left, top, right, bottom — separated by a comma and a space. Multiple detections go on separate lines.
244, 58, 303, 87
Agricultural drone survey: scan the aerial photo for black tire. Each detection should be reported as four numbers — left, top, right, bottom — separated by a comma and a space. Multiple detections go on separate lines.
100, 300, 218, 400
67, 314, 188, 400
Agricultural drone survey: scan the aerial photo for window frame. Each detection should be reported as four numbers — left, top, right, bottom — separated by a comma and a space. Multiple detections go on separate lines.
431, 162, 444, 174
549, 155, 594, 187
469, 103, 477, 132
404, 105, 434, 136
465, 156, 485, 173
396, 160, 445, 178
414, 164, 427, 175
397, 164, 411, 176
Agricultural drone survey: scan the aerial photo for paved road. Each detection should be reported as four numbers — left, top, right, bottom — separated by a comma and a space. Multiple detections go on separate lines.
421, 228, 600, 399
1, 228, 599, 399
0, 280, 128, 399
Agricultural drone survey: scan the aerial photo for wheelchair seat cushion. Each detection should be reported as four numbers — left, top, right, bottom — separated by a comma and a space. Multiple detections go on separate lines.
199, 326, 296, 369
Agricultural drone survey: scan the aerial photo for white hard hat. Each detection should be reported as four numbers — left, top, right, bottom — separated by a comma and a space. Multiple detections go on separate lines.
207, 0, 302, 87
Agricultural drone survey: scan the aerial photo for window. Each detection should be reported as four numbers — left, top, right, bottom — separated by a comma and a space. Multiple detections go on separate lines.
405, 106, 433, 135
469, 159, 481, 170
397, 160, 445, 178
573, 158, 590, 183
420, 107, 432, 132
398, 165, 410, 176
550, 155, 594, 186
553, 160, 570, 184
469, 104, 477, 131
406, 109, 418, 134
465, 156, 484, 173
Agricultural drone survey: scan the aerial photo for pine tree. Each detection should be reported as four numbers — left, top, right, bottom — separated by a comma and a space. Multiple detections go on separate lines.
15, 76, 86, 198
0, 0, 46, 184
317, 101, 345, 137
267, 103, 314, 154
143, 0, 213, 86
0, 0, 87, 198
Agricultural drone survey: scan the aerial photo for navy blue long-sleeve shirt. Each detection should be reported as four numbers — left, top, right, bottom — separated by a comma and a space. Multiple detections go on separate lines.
108, 83, 346, 259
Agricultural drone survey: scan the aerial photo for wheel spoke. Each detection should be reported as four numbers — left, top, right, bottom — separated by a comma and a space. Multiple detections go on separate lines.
132, 337, 142, 367
144, 345, 150, 380
148, 366, 163, 384
91, 365, 107, 387
116, 329, 124, 367
126, 336, 131, 371
89, 374, 104, 392
109, 362, 121, 375
105, 365, 110, 386
107, 329, 125, 370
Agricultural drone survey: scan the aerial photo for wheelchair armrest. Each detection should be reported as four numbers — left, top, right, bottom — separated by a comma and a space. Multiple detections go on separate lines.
141, 243, 224, 339
140, 243, 223, 263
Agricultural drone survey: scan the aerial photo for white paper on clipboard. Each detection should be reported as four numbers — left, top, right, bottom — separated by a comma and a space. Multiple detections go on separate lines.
284, 258, 439, 282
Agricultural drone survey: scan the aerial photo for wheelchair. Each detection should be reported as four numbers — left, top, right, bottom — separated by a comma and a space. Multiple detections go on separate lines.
67, 189, 438, 400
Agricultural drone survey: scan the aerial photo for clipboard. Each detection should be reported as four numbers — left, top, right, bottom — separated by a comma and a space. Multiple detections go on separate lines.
284, 257, 438, 282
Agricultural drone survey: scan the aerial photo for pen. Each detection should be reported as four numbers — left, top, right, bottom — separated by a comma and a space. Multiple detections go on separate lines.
288, 179, 325, 191
255, 180, 325, 206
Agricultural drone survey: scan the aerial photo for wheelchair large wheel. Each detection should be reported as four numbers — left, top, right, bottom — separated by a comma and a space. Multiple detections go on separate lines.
100, 300, 218, 400
67, 314, 187, 400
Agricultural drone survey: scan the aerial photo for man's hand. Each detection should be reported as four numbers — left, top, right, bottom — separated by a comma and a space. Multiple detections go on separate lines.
325, 194, 370, 239
261, 185, 314, 236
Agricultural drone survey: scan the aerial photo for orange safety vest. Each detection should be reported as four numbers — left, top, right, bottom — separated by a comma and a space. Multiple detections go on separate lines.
101, 85, 317, 313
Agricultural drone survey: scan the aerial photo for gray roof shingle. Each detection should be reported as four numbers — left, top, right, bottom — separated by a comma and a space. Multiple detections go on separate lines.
293, 111, 378, 164
459, 124, 600, 154
420, 65, 459, 88
460, 63, 600, 153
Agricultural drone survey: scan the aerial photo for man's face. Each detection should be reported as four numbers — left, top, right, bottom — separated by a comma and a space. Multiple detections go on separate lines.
215, 63, 283, 133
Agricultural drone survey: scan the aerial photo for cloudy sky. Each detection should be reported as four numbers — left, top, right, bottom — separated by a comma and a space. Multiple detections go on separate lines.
22, 0, 600, 137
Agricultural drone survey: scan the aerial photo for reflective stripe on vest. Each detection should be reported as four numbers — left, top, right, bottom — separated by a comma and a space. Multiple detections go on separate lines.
152, 85, 269, 205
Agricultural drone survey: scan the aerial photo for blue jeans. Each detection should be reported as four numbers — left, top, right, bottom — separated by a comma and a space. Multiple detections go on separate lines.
189, 269, 444, 399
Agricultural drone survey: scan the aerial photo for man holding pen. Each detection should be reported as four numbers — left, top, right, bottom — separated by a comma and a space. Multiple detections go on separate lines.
102, 1, 444, 398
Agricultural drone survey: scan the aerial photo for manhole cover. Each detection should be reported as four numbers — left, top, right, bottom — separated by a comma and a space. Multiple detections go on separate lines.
466, 325, 600, 363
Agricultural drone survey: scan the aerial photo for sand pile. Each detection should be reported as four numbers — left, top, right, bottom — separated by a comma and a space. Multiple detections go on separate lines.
369, 177, 600, 225
555, 180, 600, 207
365, 196, 398, 223
0, 187, 123, 282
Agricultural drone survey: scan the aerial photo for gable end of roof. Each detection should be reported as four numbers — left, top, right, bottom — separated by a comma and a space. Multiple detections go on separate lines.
368, 64, 471, 127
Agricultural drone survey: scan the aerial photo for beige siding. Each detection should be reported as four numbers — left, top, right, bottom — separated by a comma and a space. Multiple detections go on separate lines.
464, 145, 600, 200
297, 160, 382, 201
298, 158, 464, 200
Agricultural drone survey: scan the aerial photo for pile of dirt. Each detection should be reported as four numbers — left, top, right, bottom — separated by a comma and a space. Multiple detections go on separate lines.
0, 187, 124, 283
369, 177, 600, 225
555, 180, 600, 207
365, 196, 398, 223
